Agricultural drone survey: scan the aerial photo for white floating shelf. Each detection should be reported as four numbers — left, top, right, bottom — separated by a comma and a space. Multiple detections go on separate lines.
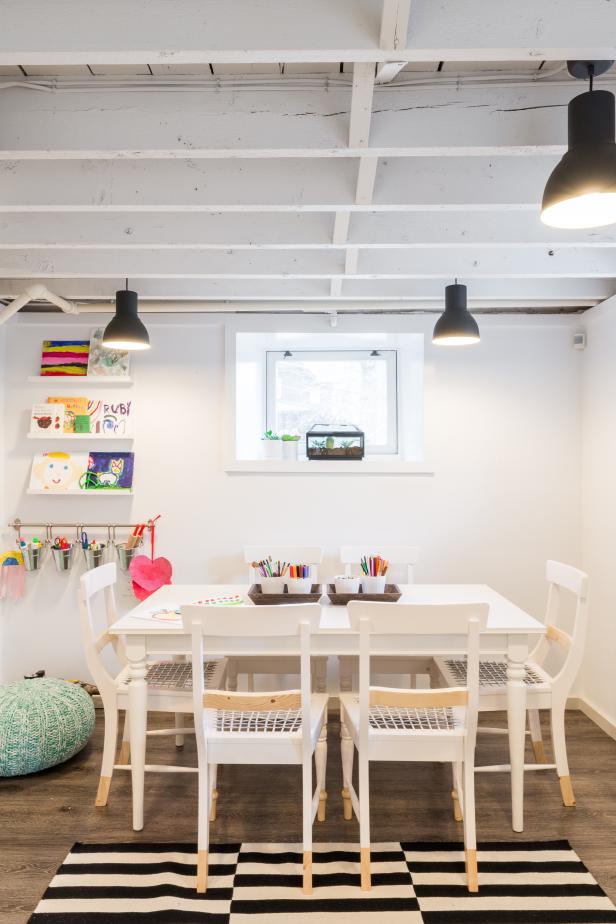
27, 433, 134, 441
27, 489, 133, 496
27, 376, 132, 386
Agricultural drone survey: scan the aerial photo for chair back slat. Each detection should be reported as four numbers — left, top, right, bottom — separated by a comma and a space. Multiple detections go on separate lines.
204, 691, 301, 711
347, 601, 489, 635
181, 602, 321, 638
546, 560, 588, 598
370, 687, 468, 708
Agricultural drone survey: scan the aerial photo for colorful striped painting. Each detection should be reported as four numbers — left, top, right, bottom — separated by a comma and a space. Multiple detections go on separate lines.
40, 340, 90, 376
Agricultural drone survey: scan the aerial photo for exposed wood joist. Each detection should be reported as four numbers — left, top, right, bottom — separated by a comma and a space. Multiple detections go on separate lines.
1, 0, 614, 64
0, 246, 612, 279
0, 212, 614, 249
0, 81, 606, 159
0, 277, 608, 302
0, 157, 556, 211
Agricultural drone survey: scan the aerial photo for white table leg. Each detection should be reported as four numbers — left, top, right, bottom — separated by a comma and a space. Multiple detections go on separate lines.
507, 639, 528, 833
126, 637, 148, 832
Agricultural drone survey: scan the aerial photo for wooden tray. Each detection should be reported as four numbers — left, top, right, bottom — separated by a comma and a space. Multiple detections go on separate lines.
247, 584, 323, 605
326, 583, 402, 605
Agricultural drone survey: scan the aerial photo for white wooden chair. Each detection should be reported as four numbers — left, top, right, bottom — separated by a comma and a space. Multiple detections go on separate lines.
338, 546, 429, 691
434, 560, 588, 807
226, 546, 325, 692
78, 562, 226, 809
183, 602, 328, 894
340, 600, 488, 893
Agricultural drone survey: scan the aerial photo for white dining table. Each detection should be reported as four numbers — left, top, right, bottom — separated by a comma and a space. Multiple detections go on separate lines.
109, 582, 545, 833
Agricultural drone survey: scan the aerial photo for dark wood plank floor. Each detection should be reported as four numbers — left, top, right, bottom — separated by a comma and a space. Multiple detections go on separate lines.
2, 708, 616, 922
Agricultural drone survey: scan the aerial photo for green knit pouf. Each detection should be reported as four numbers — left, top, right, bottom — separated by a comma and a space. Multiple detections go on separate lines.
0, 678, 95, 777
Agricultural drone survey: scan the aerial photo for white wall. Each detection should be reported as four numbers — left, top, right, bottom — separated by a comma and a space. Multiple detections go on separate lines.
580, 300, 616, 728
0, 310, 582, 683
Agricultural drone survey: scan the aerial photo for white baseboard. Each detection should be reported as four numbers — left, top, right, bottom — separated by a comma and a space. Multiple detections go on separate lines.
568, 695, 616, 742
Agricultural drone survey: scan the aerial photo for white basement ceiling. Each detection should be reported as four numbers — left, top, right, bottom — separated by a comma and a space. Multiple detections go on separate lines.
0, 0, 615, 313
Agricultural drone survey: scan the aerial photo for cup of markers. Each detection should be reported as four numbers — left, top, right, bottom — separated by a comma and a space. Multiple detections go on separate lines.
252, 557, 288, 594
360, 555, 389, 594
18, 537, 45, 573
81, 533, 106, 570
51, 536, 75, 573
286, 564, 313, 595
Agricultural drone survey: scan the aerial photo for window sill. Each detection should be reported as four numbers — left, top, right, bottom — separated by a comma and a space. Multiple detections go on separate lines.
226, 460, 434, 475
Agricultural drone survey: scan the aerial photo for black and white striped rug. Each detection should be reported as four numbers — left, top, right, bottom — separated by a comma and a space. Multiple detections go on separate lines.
28, 839, 616, 922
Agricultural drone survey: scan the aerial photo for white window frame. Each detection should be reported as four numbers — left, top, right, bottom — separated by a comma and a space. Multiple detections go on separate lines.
265, 348, 399, 455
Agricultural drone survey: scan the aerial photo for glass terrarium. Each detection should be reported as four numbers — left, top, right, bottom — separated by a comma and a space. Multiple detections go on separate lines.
306, 424, 364, 460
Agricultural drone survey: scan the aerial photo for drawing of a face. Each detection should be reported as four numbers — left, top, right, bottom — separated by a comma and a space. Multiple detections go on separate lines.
33, 452, 81, 491
43, 457, 73, 489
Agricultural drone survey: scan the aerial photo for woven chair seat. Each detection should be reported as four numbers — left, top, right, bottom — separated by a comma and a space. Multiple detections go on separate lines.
441, 658, 547, 688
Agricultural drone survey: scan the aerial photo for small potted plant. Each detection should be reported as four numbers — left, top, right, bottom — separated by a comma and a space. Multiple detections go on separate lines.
281, 433, 301, 460
261, 429, 282, 459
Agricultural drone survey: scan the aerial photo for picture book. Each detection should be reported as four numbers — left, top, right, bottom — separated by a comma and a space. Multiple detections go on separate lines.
30, 403, 65, 435
40, 340, 89, 376
87, 398, 133, 436
84, 451, 134, 491
29, 451, 88, 492
47, 396, 89, 433
87, 327, 130, 378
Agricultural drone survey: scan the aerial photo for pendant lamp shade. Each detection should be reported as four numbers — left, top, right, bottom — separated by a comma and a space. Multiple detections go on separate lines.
541, 88, 616, 228
432, 283, 480, 346
102, 289, 150, 351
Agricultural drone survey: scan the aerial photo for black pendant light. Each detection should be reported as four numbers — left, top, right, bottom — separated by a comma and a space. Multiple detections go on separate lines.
432, 282, 480, 346
542, 60, 616, 229
102, 280, 150, 351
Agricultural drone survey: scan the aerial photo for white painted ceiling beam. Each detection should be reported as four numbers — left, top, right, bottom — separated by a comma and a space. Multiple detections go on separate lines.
404, 0, 616, 62
1, 246, 613, 279
29, 250, 616, 279
0, 211, 614, 249
0, 157, 554, 211
0, 82, 604, 159
0, 213, 337, 248
349, 212, 616, 247
380, 0, 413, 51
1, 0, 614, 64
0, 277, 608, 302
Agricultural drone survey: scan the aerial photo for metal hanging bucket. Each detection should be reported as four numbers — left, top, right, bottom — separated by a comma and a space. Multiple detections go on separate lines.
116, 543, 139, 572
52, 546, 75, 573
83, 547, 105, 569
22, 546, 44, 572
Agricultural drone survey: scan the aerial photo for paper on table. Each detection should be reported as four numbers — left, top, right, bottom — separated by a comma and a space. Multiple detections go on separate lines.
133, 594, 245, 622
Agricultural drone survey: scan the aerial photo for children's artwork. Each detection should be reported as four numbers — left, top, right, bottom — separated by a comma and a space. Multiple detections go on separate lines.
30, 403, 65, 435
29, 452, 88, 492
87, 398, 133, 436
82, 451, 134, 491
129, 554, 172, 601
87, 327, 130, 378
47, 396, 89, 433
40, 340, 89, 376
0, 550, 25, 601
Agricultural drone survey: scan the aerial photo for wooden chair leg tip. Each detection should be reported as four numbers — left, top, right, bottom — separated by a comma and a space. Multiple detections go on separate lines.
95, 776, 111, 807
560, 775, 576, 807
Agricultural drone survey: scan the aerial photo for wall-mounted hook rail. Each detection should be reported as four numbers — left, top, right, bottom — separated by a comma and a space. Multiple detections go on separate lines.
8, 518, 153, 544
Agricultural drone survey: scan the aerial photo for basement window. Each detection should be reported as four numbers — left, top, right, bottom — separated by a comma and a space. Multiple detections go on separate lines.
229, 330, 425, 468
266, 349, 398, 454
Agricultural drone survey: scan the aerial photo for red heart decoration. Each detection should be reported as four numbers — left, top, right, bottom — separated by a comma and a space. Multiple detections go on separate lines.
129, 555, 173, 600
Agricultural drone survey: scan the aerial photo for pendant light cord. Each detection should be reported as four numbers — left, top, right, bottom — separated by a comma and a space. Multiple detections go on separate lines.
589, 62, 595, 92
